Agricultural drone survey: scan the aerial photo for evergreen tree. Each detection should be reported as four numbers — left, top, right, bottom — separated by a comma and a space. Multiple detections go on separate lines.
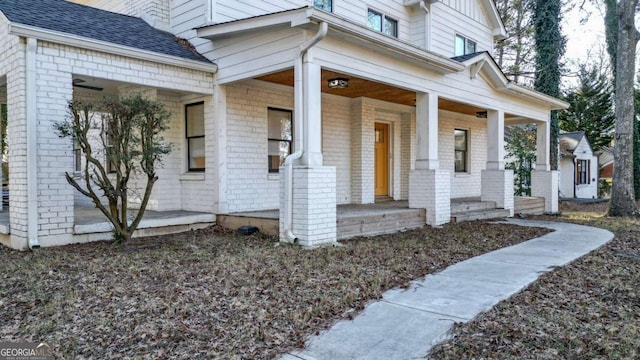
559, 64, 615, 151
532, 0, 565, 170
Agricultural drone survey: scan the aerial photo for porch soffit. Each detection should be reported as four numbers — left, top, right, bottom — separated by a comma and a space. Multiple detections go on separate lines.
258, 69, 501, 117
195, 6, 464, 74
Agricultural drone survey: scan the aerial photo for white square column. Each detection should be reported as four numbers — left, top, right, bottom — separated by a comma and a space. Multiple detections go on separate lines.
532, 120, 559, 213
481, 109, 514, 216
279, 49, 336, 246
409, 92, 450, 225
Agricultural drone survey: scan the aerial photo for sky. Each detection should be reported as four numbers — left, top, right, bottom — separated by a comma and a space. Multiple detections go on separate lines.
563, 2, 606, 65
561, 1, 607, 86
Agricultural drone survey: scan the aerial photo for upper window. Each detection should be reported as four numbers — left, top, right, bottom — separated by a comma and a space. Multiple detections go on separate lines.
186, 102, 205, 172
367, 9, 398, 37
576, 159, 590, 185
455, 34, 477, 56
314, 0, 332, 12
454, 129, 468, 173
268, 108, 293, 173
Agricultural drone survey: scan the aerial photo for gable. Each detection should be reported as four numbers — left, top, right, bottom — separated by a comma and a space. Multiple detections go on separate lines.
437, 0, 506, 39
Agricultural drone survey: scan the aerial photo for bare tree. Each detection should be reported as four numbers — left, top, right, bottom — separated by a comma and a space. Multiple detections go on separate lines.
609, 0, 640, 216
494, 0, 536, 84
55, 94, 172, 243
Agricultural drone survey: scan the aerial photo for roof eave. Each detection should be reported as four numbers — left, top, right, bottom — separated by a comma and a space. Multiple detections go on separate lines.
505, 83, 570, 110
196, 7, 464, 74
9, 23, 218, 73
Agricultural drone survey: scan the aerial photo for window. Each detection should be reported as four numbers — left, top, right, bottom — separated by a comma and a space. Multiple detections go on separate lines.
454, 129, 468, 173
73, 139, 81, 172
367, 9, 398, 37
576, 159, 590, 185
105, 120, 117, 174
186, 102, 205, 172
268, 108, 292, 173
455, 34, 477, 56
314, 0, 332, 12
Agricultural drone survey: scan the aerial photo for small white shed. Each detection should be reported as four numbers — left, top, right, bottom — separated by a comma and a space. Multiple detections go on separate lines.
559, 132, 599, 199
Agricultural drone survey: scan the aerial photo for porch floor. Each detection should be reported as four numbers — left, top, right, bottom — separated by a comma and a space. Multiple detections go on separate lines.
220, 198, 516, 239
0, 206, 215, 237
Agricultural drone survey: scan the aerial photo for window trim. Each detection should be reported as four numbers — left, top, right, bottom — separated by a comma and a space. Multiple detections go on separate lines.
367, 8, 399, 38
455, 34, 477, 56
454, 128, 469, 173
576, 159, 590, 185
267, 107, 293, 173
73, 139, 81, 172
314, 0, 332, 12
185, 101, 205, 172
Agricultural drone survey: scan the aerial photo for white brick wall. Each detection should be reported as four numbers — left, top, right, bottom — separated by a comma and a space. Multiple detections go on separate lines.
481, 170, 515, 216
409, 169, 451, 225
350, 98, 376, 204
532, 170, 559, 213
322, 94, 352, 204
438, 110, 487, 199
279, 166, 337, 247
225, 81, 356, 212
400, 112, 415, 200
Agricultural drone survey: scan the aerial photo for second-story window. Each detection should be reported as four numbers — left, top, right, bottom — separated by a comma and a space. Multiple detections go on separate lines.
314, 0, 332, 12
455, 34, 477, 56
367, 9, 398, 37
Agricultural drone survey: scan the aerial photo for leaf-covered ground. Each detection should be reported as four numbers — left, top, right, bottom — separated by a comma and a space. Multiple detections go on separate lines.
430, 201, 640, 359
0, 222, 548, 359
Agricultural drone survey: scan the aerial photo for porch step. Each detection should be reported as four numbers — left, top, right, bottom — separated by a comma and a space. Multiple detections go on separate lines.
450, 200, 497, 214
337, 208, 425, 240
515, 196, 545, 215
450, 208, 511, 223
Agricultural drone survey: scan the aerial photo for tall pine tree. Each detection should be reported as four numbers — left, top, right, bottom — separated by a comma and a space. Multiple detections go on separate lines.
559, 64, 615, 151
532, 0, 565, 170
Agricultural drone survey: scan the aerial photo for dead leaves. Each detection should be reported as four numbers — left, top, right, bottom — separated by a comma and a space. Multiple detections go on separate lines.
430, 206, 640, 360
0, 223, 548, 359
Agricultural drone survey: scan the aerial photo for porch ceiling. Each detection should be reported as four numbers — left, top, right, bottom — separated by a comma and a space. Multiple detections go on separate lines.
257, 69, 520, 119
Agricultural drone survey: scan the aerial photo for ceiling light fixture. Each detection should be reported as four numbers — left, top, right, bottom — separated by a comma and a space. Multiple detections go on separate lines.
327, 77, 349, 89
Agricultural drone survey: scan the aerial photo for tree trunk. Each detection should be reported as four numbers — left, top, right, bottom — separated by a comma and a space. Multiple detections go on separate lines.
609, 0, 639, 216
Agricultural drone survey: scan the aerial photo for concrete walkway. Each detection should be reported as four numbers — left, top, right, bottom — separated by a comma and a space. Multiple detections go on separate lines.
281, 219, 614, 360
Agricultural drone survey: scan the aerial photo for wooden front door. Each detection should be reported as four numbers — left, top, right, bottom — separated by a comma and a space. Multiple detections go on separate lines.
374, 123, 389, 197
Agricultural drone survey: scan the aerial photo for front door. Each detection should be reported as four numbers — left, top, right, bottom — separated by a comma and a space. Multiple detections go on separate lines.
374, 122, 389, 197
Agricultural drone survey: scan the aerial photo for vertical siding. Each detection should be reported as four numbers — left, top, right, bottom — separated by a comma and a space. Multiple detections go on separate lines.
431, 0, 493, 56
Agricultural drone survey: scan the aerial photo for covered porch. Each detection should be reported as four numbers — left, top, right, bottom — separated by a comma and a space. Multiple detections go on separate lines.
197, 9, 565, 247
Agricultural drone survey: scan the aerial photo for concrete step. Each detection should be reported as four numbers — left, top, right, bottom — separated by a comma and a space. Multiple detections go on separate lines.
451, 208, 511, 223
515, 197, 545, 215
338, 209, 425, 240
451, 200, 497, 214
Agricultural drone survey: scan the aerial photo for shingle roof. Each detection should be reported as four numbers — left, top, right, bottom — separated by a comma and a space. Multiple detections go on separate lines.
450, 51, 487, 63
0, 0, 211, 64
559, 131, 586, 154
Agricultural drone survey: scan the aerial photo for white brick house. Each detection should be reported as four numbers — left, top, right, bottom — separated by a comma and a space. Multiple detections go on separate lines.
0, 0, 567, 249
